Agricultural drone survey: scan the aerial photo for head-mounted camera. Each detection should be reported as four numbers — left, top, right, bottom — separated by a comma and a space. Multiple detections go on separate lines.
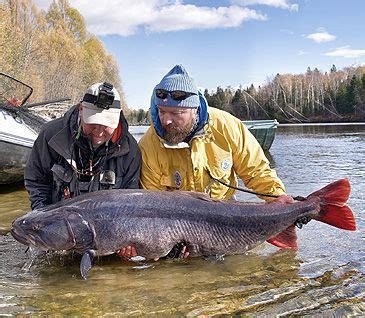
95, 82, 115, 109
83, 82, 115, 110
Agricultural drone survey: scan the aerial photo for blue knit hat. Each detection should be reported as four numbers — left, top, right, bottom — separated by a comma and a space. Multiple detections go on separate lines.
153, 65, 200, 108
150, 65, 209, 139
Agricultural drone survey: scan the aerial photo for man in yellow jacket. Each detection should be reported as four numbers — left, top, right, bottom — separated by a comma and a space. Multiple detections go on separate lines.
139, 64, 287, 200
118, 64, 292, 259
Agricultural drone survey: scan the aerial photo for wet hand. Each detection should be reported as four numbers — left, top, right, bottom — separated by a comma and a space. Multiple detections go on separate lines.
116, 246, 137, 259
116, 243, 190, 262
274, 194, 295, 204
180, 245, 190, 259
115, 247, 164, 262
167, 241, 189, 259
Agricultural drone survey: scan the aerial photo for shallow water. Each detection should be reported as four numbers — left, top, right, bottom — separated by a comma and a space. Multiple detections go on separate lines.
0, 123, 364, 316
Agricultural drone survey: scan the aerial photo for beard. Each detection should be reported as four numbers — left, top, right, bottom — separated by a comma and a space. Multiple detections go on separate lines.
163, 115, 198, 145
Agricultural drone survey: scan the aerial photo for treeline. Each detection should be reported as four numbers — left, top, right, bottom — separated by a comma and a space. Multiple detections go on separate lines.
125, 108, 149, 125
120, 65, 365, 125
1, 0, 126, 107
205, 65, 365, 122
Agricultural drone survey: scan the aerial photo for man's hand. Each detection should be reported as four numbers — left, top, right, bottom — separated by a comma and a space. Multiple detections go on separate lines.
274, 194, 295, 204
167, 242, 190, 259
115, 246, 161, 261
116, 246, 137, 259
116, 243, 190, 261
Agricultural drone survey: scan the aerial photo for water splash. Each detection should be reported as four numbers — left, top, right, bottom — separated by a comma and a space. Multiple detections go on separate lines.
21, 246, 42, 271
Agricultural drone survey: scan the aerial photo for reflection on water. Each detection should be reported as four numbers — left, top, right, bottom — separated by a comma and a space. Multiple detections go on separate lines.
279, 122, 365, 135
0, 123, 364, 316
0, 182, 29, 235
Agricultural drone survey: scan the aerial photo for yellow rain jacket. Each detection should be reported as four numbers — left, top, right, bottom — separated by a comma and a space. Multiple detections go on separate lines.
139, 107, 286, 201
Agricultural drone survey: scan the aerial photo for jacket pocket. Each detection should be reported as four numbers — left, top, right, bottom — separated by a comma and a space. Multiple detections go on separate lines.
51, 164, 73, 183
51, 164, 73, 202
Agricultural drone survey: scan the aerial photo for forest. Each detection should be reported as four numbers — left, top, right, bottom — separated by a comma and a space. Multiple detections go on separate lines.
2, 0, 364, 124
130, 65, 365, 124
204, 65, 365, 123
1, 0, 127, 109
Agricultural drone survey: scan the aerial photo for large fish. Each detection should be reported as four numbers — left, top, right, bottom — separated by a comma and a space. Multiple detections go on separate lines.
11, 179, 356, 279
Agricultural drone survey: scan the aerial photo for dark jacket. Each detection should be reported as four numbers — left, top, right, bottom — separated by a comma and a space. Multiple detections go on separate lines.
25, 105, 141, 210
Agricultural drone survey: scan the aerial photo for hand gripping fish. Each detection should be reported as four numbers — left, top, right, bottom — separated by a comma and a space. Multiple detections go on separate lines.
11, 179, 356, 279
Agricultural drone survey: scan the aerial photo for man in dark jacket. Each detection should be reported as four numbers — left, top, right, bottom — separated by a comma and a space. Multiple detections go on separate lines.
25, 82, 141, 210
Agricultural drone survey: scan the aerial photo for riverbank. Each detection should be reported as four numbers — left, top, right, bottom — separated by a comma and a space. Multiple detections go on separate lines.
279, 114, 365, 124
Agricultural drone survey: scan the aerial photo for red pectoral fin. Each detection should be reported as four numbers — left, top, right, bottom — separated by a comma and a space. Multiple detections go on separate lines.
267, 225, 298, 249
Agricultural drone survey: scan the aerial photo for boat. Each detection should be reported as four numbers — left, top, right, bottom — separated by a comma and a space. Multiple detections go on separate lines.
0, 109, 38, 184
0, 72, 45, 184
243, 119, 279, 150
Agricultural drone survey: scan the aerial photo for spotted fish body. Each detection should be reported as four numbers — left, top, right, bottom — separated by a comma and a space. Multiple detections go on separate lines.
11, 179, 356, 278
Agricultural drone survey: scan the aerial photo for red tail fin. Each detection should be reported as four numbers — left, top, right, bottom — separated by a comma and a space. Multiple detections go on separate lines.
309, 179, 356, 231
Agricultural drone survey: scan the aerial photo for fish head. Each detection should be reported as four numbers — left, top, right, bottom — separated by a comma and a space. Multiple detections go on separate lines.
11, 211, 77, 251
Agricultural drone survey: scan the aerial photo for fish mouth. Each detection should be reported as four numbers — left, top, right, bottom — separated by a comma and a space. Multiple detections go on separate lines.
11, 227, 49, 251
11, 227, 32, 245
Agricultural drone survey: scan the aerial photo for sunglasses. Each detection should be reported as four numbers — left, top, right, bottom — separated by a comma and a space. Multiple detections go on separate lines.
155, 89, 196, 101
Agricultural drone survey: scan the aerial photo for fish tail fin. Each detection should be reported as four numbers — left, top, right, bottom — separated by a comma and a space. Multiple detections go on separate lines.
267, 225, 297, 249
309, 178, 356, 231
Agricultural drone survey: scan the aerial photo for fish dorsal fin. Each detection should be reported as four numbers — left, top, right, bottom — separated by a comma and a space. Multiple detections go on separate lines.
180, 191, 218, 202
266, 225, 297, 249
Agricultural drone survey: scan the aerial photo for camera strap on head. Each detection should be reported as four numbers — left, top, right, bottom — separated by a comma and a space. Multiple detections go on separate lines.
102, 82, 113, 90
82, 82, 119, 110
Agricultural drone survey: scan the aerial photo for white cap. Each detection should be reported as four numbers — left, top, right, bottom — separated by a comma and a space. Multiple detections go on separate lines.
81, 82, 121, 129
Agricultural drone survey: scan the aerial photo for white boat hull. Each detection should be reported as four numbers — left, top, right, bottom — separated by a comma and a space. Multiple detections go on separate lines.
0, 109, 38, 184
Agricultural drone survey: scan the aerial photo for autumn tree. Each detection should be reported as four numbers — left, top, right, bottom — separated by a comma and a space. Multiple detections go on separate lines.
1, 0, 126, 108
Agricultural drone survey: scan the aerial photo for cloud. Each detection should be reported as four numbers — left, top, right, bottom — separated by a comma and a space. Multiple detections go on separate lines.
146, 5, 266, 33
32, 0, 267, 36
306, 30, 336, 43
324, 46, 365, 58
298, 50, 307, 56
231, 0, 299, 11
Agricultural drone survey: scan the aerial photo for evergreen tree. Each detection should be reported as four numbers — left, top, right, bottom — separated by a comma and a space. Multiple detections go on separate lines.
203, 89, 210, 101
136, 109, 147, 123
335, 84, 348, 114
346, 75, 362, 114
231, 89, 246, 119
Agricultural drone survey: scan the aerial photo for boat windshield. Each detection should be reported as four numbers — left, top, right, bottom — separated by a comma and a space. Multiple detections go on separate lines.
0, 73, 33, 107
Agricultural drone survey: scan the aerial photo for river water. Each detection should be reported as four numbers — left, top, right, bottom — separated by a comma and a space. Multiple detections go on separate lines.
0, 123, 364, 316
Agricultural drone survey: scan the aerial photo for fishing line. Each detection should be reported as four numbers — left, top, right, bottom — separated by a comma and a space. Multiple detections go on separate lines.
208, 173, 306, 201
